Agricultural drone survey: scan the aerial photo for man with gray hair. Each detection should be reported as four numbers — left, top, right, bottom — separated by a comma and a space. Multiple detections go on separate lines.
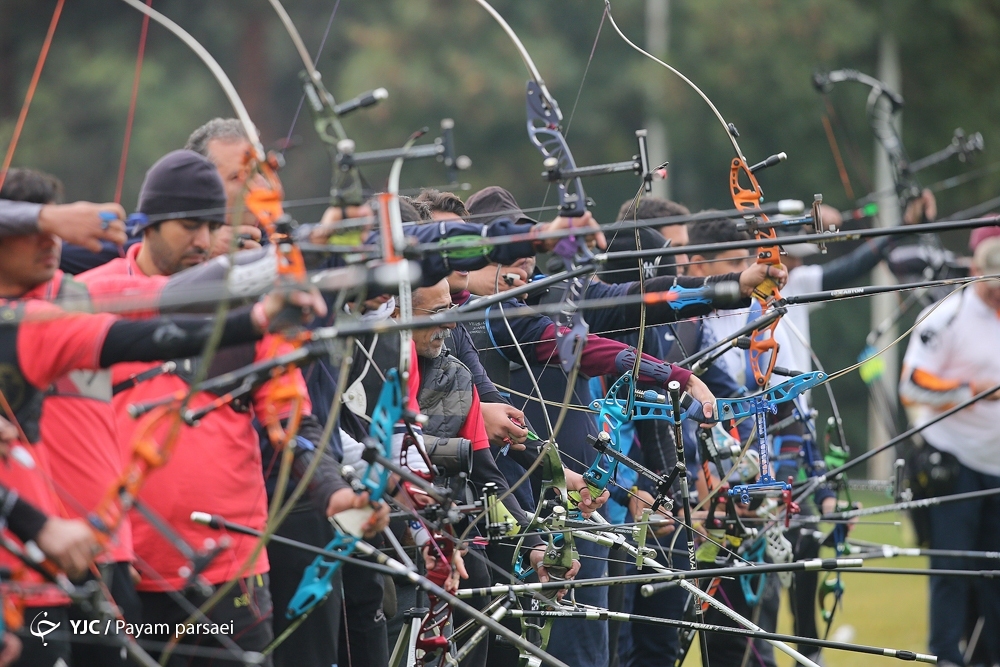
899, 235, 1000, 666
185, 117, 264, 254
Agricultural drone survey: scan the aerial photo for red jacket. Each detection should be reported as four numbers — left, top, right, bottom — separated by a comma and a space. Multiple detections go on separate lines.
0, 297, 117, 605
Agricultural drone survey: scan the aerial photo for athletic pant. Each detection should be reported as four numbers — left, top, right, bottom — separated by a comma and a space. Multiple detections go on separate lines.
137, 574, 274, 667
268, 506, 341, 667
70, 561, 142, 667
340, 558, 387, 667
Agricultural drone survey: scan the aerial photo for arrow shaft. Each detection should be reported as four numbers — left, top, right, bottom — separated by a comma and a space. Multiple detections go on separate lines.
508, 609, 935, 663
455, 558, 863, 597
599, 215, 1000, 264
823, 486, 1000, 520
794, 382, 1000, 503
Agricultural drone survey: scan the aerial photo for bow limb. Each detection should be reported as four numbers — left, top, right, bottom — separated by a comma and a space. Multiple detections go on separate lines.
472, 0, 596, 398
383, 134, 418, 379
472, 0, 545, 88
468, 2, 589, 521
109, 3, 315, 662
268, 0, 388, 209
112, 0, 270, 454
814, 70, 918, 208
99, 0, 263, 541
606, 1, 791, 388
604, 1, 744, 162
117, 0, 264, 160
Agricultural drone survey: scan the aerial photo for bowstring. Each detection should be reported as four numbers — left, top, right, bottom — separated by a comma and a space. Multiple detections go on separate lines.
113, 0, 152, 205
537, 3, 606, 212
480, 0, 608, 524
0, 0, 65, 190
279, 0, 340, 156
563, 5, 606, 139
466, 278, 993, 548
821, 277, 981, 384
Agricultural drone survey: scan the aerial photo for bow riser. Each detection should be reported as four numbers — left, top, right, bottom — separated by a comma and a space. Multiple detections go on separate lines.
285, 369, 401, 620
718, 372, 826, 503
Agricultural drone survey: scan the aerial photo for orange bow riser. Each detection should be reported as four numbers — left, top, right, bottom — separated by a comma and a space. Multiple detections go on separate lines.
730, 157, 782, 388
242, 150, 311, 451
90, 400, 185, 539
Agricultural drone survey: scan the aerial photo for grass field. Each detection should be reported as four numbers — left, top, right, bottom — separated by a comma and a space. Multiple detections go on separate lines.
687, 491, 930, 667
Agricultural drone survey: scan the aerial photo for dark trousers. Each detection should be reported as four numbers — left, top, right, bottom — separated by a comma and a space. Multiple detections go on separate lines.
15, 605, 71, 667
137, 574, 274, 667
620, 540, 690, 667
789, 527, 822, 663
546, 537, 609, 667
386, 578, 415, 655
484, 542, 522, 667
268, 507, 341, 667
340, 559, 387, 667
454, 548, 492, 667
69, 561, 142, 667
702, 560, 779, 667
928, 461, 1000, 665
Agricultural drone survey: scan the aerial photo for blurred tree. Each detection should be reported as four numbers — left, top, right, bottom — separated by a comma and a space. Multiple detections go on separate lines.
3, 0, 999, 459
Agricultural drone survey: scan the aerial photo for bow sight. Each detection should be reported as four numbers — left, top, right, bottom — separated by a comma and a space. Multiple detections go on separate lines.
294, 53, 470, 207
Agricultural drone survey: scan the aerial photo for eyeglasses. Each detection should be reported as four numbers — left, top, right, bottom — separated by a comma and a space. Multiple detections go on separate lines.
413, 303, 459, 316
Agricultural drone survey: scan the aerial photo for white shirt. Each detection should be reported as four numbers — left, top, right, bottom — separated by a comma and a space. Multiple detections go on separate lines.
902, 288, 1000, 475
776, 264, 824, 374
702, 307, 794, 392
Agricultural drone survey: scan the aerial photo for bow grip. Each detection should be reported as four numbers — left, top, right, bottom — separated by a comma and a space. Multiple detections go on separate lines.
580, 442, 618, 496
554, 308, 589, 374
425, 539, 454, 589
286, 530, 360, 619
579, 442, 618, 500
632, 391, 707, 426
541, 506, 577, 581
285, 555, 341, 619
819, 573, 846, 622
751, 274, 781, 303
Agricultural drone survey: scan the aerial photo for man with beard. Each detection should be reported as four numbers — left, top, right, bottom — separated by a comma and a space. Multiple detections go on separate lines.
79, 150, 384, 666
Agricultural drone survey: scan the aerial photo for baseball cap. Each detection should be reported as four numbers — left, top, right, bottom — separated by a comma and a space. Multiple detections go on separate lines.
598, 226, 676, 283
969, 225, 1000, 252
466, 186, 537, 226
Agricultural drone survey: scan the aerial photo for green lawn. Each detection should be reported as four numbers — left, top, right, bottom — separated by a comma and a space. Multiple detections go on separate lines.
687, 491, 930, 666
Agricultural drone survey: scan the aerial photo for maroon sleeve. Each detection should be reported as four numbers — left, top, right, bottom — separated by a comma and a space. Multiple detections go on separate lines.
532, 323, 692, 389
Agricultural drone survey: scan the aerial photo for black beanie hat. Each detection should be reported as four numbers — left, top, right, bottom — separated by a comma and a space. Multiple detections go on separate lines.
466, 186, 537, 226
134, 149, 226, 233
